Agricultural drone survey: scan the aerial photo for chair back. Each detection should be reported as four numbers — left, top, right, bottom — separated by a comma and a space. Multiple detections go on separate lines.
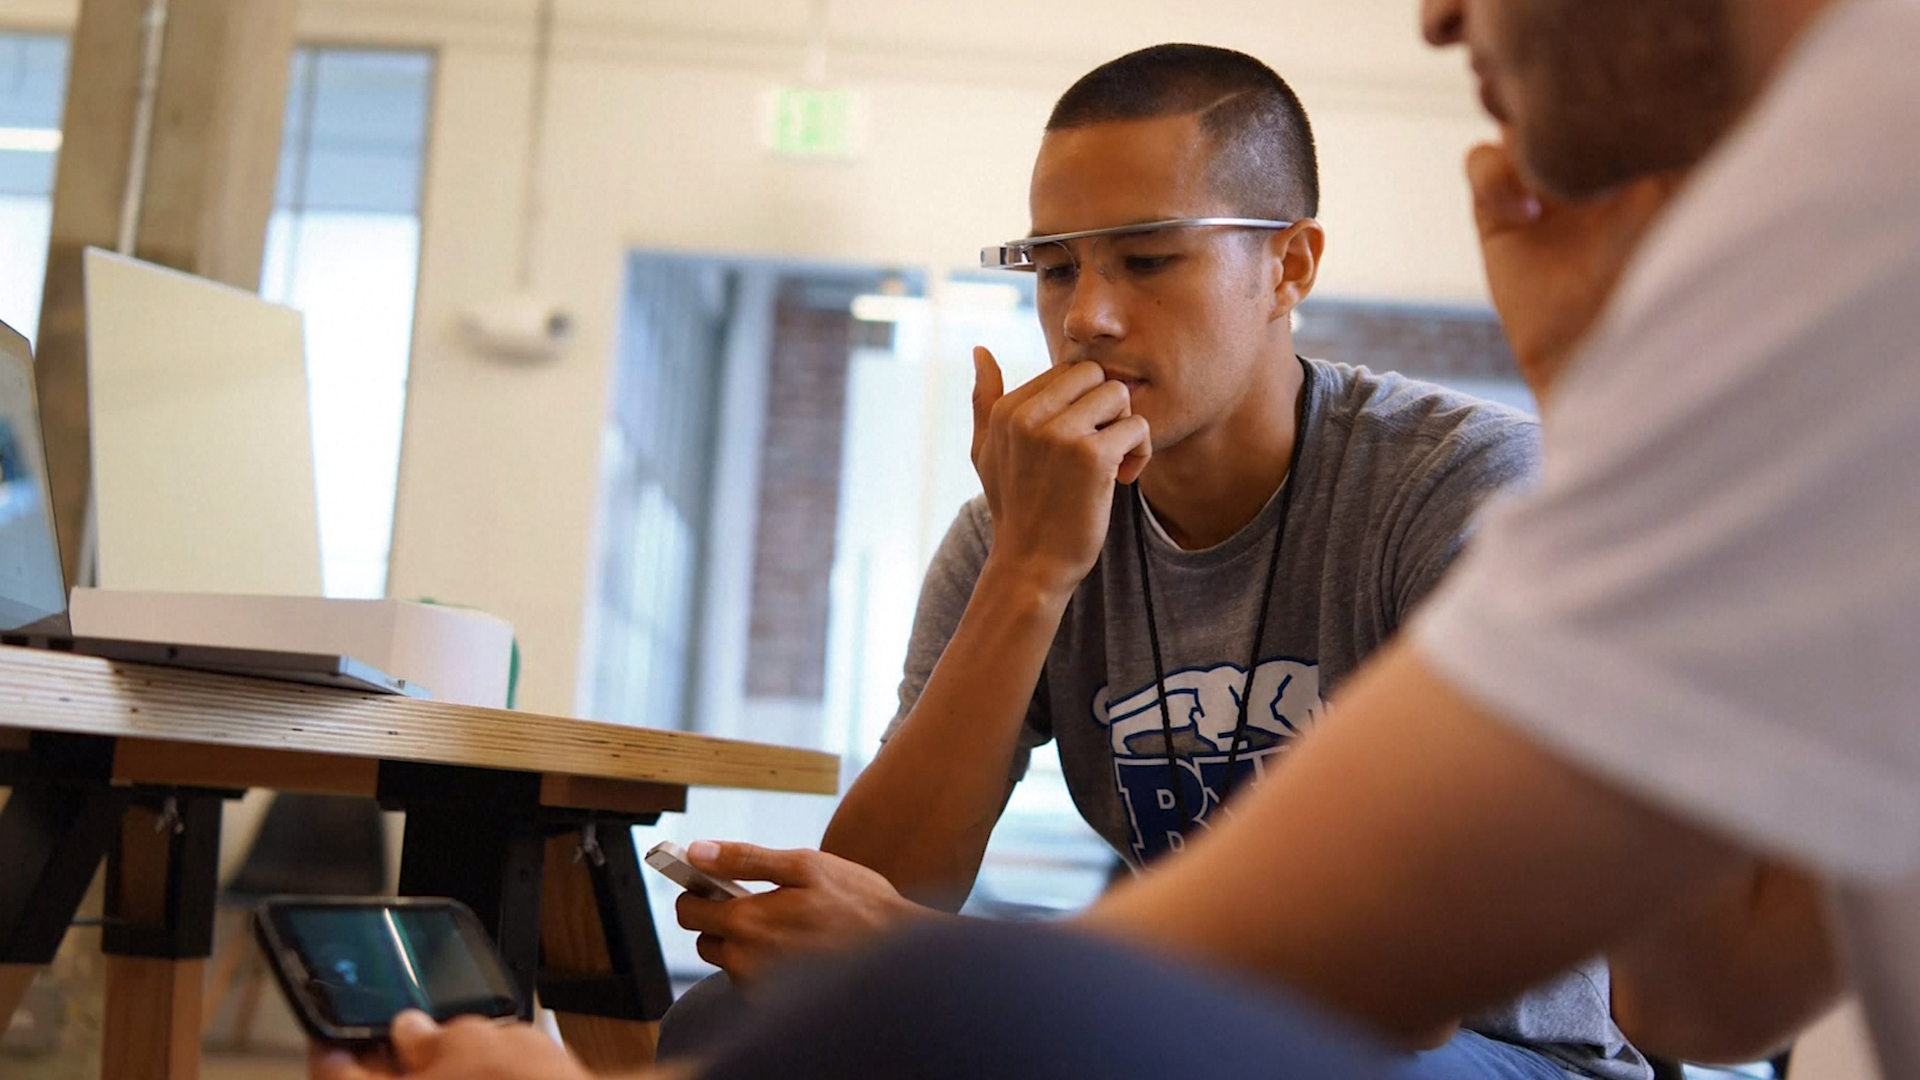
225, 793, 388, 898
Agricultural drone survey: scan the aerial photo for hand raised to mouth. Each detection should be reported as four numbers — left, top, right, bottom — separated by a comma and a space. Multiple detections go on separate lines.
1467, 140, 1684, 403
970, 345, 1152, 601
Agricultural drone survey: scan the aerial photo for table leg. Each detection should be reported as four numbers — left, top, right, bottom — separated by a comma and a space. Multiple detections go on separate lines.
552, 1014, 662, 1071
537, 827, 673, 1072
1, 962, 37, 1034
396, 798, 547, 1018
0, 737, 122, 1054
379, 765, 673, 1070
0, 781, 128, 966
0, 776, 126, 1044
99, 794, 224, 1080
101, 955, 204, 1080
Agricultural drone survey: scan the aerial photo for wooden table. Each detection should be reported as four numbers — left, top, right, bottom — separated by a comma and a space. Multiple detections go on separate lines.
0, 645, 838, 1079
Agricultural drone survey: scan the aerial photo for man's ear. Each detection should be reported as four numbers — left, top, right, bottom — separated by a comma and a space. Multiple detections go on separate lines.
1268, 219, 1326, 324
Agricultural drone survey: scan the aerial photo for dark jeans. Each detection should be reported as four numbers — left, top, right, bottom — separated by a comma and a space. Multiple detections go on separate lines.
664, 922, 1575, 1079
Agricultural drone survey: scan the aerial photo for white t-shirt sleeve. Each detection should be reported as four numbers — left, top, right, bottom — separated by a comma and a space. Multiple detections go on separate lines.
1415, 0, 1920, 883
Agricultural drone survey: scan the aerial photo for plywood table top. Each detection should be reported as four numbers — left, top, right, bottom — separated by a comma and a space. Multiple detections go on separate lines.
0, 644, 839, 801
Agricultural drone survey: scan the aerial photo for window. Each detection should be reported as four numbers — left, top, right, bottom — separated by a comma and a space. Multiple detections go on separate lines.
582, 255, 733, 730
832, 272, 1118, 915
0, 32, 65, 339
261, 47, 434, 599
0, 33, 432, 600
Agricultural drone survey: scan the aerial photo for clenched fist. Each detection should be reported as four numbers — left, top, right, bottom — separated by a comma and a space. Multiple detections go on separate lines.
1469, 141, 1683, 401
970, 346, 1152, 601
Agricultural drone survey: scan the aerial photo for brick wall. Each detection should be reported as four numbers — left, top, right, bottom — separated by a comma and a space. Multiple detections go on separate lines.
1294, 299, 1518, 382
744, 283, 854, 699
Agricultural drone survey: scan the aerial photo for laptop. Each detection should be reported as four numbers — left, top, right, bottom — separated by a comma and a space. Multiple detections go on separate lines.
0, 317, 426, 698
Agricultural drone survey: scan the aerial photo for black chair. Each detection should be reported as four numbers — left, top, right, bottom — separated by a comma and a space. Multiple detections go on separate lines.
202, 793, 388, 1047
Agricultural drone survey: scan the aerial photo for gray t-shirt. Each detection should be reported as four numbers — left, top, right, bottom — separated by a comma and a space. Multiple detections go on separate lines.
888, 358, 1646, 1078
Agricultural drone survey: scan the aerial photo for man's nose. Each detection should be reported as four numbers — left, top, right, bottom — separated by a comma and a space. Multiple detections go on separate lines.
1061, 262, 1125, 346
1420, 0, 1465, 46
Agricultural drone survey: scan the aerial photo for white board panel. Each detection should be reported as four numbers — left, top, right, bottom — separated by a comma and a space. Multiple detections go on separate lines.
84, 248, 322, 595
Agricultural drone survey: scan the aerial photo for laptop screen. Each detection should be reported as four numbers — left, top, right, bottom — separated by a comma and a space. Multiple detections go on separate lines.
0, 321, 69, 633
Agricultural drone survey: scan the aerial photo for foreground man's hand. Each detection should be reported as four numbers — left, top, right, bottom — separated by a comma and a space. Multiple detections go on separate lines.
309, 1010, 596, 1080
1469, 141, 1683, 401
675, 841, 934, 986
971, 346, 1151, 600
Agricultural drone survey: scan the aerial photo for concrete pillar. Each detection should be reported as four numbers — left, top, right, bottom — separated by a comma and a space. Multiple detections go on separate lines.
33, 0, 298, 584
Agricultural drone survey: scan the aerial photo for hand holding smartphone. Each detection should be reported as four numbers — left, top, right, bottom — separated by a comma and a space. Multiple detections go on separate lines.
255, 896, 523, 1049
644, 840, 752, 900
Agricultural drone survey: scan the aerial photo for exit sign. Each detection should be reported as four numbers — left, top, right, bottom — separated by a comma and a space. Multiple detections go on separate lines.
763, 87, 867, 159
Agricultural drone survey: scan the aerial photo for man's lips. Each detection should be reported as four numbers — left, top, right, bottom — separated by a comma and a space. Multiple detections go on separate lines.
1077, 359, 1148, 391
1084, 361, 1146, 384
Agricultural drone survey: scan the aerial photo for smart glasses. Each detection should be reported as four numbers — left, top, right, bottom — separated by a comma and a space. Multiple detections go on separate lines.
980, 217, 1295, 271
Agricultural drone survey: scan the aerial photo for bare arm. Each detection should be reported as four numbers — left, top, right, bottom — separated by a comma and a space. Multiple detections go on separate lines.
824, 348, 1150, 910
1610, 862, 1844, 1064
1078, 642, 1836, 1057
821, 561, 1056, 910
691, 344, 1151, 969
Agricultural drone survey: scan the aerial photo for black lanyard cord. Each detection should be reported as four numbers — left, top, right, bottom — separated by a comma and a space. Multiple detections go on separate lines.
1131, 499, 1195, 832
1130, 357, 1314, 837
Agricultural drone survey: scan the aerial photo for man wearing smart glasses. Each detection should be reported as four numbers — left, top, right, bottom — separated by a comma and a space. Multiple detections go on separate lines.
659, 43, 1636, 1078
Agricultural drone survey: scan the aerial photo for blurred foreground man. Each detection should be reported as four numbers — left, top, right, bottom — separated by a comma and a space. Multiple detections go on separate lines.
314, 0, 1920, 1076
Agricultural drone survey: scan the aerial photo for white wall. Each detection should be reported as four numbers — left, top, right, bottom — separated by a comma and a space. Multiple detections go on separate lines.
0, 0, 1498, 718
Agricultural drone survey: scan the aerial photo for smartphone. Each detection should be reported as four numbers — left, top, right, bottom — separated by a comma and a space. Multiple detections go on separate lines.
254, 896, 523, 1047
643, 840, 752, 901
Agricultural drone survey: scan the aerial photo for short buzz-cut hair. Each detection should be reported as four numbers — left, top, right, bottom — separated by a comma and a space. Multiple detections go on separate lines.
1047, 43, 1320, 221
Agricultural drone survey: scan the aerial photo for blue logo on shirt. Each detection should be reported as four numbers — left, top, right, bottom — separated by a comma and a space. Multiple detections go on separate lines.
1094, 659, 1323, 863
